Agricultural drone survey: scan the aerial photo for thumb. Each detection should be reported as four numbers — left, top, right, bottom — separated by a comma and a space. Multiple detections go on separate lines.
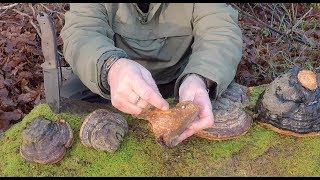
179, 81, 195, 102
133, 77, 169, 110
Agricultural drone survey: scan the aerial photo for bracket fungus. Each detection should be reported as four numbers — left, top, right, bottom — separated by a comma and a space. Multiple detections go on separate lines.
255, 67, 320, 136
135, 101, 199, 148
20, 116, 74, 164
195, 81, 253, 140
79, 109, 128, 153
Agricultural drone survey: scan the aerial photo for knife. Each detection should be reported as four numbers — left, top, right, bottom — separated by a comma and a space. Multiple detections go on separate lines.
37, 12, 61, 114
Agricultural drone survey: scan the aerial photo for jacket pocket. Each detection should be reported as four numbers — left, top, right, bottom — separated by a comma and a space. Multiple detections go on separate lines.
112, 19, 192, 62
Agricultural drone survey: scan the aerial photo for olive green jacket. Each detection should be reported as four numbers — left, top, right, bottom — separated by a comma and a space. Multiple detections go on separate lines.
61, 3, 243, 100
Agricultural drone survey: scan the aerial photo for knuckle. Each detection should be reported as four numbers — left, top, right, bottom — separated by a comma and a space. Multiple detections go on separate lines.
111, 95, 123, 108
117, 83, 127, 92
111, 99, 120, 108
112, 94, 121, 102
141, 88, 153, 100
111, 96, 117, 106
139, 101, 148, 109
134, 108, 143, 115
123, 75, 132, 83
116, 102, 125, 111
207, 119, 214, 127
200, 89, 209, 95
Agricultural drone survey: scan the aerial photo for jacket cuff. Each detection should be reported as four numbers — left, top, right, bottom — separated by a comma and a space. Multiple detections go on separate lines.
174, 70, 220, 100
97, 50, 129, 98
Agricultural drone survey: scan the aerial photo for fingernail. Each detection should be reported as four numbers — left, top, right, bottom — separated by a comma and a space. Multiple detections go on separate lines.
161, 103, 169, 110
162, 106, 169, 111
161, 106, 169, 111
172, 140, 180, 147
172, 136, 183, 147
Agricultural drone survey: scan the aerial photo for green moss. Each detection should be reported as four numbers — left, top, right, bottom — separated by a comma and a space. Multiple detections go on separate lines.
2, 86, 320, 176
248, 84, 267, 107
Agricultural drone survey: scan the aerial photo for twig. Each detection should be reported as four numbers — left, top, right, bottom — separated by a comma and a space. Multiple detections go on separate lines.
40, 3, 65, 16
58, 50, 64, 57
284, 6, 313, 46
0, 3, 19, 16
290, 7, 313, 32
0, 20, 20, 25
29, 20, 41, 37
12, 9, 41, 37
256, 3, 290, 29
278, 13, 286, 32
56, 14, 64, 27
231, 3, 309, 46
265, 3, 281, 24
28, 3, 36, 18
293, 45, 307, 63
270, 4, 275, 28
12, 9, 32, 18
291, 3, 296, 23
0, 3, 19, 10
275, 35, 284, 44
272, 3, 290, 26
262, 3, 268, 20
280, 3, 292, 25
247, 3, 256, 17
0, 8, 8, 17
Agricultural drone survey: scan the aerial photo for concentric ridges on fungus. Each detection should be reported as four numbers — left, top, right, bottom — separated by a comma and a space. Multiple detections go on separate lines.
79, 109, 128, 152
20, 116, 73, 164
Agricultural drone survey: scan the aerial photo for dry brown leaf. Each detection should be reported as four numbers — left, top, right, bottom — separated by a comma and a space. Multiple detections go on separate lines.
0, 74, 4, 89
0, 110, 22, 122
17, 90, 38, 103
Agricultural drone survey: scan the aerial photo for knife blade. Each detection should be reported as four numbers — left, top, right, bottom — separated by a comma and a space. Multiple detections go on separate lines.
37, 12, 61, 113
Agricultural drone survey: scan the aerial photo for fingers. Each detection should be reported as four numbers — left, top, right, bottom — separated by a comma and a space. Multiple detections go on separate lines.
127, 91, 141, 104
111, 97, 143, 115
133, 76, 169, 110
141, 70, 162, 96
175, 83, 214, 146
179, 89, 195, 102
193, 91, 213, 119
111, 89, 143, 115
136, 99, 148, 109
109, 59, 169, 114
173, 115, 214, 146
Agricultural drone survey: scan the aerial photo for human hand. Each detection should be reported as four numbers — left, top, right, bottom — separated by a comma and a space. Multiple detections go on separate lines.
173, 74, 214, 146
107, 58, 169, 115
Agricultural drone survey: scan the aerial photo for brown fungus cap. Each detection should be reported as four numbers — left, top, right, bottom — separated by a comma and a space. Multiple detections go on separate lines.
255, 67, 320, 136
195, 81, 252, 140
136, 101, 199, 148
79, 109, 128, 153
20, 116, 73, 164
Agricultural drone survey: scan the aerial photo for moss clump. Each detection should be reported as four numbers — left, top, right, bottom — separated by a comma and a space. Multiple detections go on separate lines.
247, 85, 267, 108
2, 86, 320, 176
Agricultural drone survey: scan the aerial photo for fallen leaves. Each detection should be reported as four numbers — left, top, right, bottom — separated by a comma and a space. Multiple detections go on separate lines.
0, 3, 67, 131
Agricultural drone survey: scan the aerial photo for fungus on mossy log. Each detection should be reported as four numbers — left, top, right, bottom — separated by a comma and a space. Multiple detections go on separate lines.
79, 109, 128, 153
20, 116, 74, 164
195, 81, 253, 140
255, 67, 320, 136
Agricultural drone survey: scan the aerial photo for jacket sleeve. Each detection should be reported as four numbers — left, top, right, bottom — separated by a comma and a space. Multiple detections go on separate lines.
60, 3, 129, 99
174, 3, 243, 99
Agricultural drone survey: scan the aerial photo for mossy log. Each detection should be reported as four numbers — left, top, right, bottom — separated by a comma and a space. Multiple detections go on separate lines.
1, 86, 320, 176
